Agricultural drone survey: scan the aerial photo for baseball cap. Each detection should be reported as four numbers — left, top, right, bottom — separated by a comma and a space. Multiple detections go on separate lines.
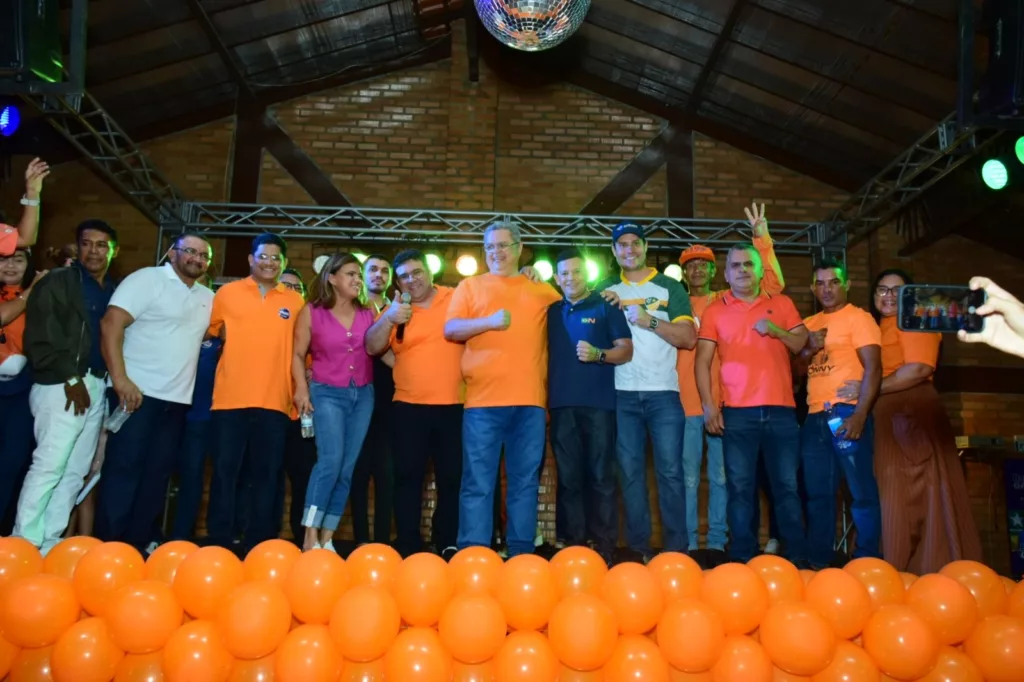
678, 244, 716, 266
611, 222, 645, 244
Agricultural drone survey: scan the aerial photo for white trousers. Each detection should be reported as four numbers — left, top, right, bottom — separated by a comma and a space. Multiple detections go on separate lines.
13, 375, 106, 554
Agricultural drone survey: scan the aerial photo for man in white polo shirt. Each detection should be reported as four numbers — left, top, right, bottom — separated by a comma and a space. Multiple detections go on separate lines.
601, 222, 696, 563
94, 232, 214, 553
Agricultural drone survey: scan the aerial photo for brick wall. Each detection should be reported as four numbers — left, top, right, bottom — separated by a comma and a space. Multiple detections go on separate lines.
2, 21, 1019, 572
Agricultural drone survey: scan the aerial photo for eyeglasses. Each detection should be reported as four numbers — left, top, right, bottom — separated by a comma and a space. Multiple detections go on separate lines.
256, 253, 283, 263
875, 285, 901, 297
174, 247, 212, 263
484, 242, 519, 253
281, 282, 305, 294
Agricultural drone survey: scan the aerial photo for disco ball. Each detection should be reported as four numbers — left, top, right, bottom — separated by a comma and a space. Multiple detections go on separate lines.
474, 0, 591, 52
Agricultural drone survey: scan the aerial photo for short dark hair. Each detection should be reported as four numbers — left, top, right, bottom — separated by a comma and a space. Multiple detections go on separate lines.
812, 257, 848, 284
364, 253, 390, 266
281, 267, 303, 281
555, 248, 584, 268
251, 233, 286, 257
393, 249, 424, 270
76, 219, 118, 246
869, 268, 914, 322
171, 231, 211, 251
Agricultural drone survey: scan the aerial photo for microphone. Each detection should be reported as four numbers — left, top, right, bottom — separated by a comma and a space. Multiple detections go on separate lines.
396, 292, 412, 342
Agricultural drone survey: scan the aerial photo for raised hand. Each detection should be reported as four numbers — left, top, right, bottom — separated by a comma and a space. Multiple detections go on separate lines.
958, 276, 1024, 360
744, 201, 768, 238
25, 158, 50, 196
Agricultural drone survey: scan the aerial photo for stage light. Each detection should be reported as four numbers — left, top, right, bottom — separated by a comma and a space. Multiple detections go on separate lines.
584, 258, 601, 283
353, 252, 368, 264
425, 253, 443, 275
982, 159, 1008, 190
1016, 136, 1024, 165
455, 254, 478, 277
533, 259, 553, 282
664, 264, 683, 282
0, 105, 19, 138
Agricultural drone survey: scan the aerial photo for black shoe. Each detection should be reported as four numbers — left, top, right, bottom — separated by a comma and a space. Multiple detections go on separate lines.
706, 548, 728, 568
615, 548, 652, 565
440, 546, 458, 562
688, 549, 708, 569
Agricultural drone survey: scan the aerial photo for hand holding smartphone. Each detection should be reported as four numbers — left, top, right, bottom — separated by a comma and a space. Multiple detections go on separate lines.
897, 284, 987, 334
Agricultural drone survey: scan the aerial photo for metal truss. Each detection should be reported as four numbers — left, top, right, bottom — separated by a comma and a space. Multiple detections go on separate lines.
21, 91, 186, 227
173, 202, 829, 255
822, 111, 1005, 248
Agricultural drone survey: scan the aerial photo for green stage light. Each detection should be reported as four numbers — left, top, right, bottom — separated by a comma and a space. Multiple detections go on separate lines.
425, 253, 443, 275
982, 159, 1008, 190
1016, 136, 1024, 165
353, 252, 368, 264
584, 258, 601, 283
533, 259, 553, 282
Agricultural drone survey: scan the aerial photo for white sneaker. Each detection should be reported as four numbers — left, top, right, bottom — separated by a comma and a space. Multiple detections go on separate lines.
764, 538, 780, 555
145, 541, 160, 556
323, 540, 336, 553
308, 542, 322, 552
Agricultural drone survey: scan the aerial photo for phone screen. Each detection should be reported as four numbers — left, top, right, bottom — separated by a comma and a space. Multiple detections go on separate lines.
898, 285, 986, 334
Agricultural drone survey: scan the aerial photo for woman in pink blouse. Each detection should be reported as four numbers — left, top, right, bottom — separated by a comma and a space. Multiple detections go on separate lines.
292, 253, 375, 552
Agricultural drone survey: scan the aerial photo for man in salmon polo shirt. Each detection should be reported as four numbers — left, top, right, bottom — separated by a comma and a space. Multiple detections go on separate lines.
798, 258, 882, 568
695, 243, 809, 564
366, 248, 466, 560
676, 202, 785, 565
445, 222, 561, 558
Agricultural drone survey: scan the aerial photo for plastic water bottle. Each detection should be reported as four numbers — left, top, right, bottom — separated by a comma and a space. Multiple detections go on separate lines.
300, 412, 315, 439
104, 404, 131, 434
824, 402, 855, 452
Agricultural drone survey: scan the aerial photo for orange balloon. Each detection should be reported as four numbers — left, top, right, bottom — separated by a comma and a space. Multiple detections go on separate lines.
340, 658, 385, 682
601, 562, 664, 635
758, 601, 836, 677
8, 645, 52, 682
346, 544, 402, 592
656, 597, 724, 673
496, 554, 558, 632
162, 620, 233, 682
963, 615, 1024, 682
843, 558, 905, 611
106, 580, 184, 654
43, 537, 101, 580
1, 634, 19, 680
939, 560, 1007, 618
283, 548, 350, 625
1008, 582, 1024, 620
51, 617, 123, 682
383, 627, 453, 682
547, 593, 617, 671
229, 654, 274, 682
747, 556, 804, 605
0, 573, 80, 648
668, 669, 712, 682
900, 572, 918, 589
711, 636, 772, 682
0, 537, 43, 590
113, 651, 164, 682
273, 624, 343, 682
216, 581, 292, 660
72, 542, 145, 617
798, 570, 816, 586
915, 645, 983, 682
243, 539, 301, 587
172, 546, 245, 620
647, 552, 703, 603
771, 668, 809, 681
144, 541, 198, 585
493, 629, 558, 682
549, 546, 608, 598
438, 593, 508, 664
809, 640, 878, 682
862, 605, 939, 680
328, 585, 401, 662
1001, 577, 1017, 594
558, 667, 602, 682
449, 547, 503, 596
455, 660, 497, 682
905, 574, 979, 646
394, 553, 453, 627
602, 634, 669, 682
700, 563, 770, 636
803, 568, 872, 640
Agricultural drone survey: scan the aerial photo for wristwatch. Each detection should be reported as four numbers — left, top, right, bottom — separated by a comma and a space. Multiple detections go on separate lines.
67, 376, 80, 387
598, 351, 607, 364
648, 317, 660, 330
20, 195, 40, 207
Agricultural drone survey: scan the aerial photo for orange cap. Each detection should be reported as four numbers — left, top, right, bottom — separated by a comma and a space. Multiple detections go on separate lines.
678, 244, 716, 266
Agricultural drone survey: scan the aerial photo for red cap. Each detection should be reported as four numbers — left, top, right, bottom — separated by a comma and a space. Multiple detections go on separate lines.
678, 245, 715, 266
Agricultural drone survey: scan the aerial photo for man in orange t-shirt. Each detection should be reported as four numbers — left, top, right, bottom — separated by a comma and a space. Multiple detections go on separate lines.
445, 222, 560, 558
695, 244, 809, 564
677, 202, 784, 562
798, 258, 882, 568
366, 249, 466, 559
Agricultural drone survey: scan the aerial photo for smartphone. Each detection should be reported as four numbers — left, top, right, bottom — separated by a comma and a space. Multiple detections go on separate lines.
898, 284, 986, 334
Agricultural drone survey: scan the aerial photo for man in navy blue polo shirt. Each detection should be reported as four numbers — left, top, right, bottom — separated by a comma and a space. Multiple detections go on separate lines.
547, 247, 633, 563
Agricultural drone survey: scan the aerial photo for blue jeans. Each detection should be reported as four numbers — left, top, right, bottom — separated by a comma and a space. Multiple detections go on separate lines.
722, 406, 805, 562
170, 418, 211, 540
616, 391, 688, 554
683, 415, 727, 550
303, 382, 374, 531
801, 404, 882, 567
0, 390, 34, 534
458, 406, 546, 558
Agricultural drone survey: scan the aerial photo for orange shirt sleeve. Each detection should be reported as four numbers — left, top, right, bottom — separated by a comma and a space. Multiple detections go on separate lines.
779, 296, 803, 330
899, 329, 940, 369
754, 234, 785, 295
850, 309, 882, 349
699, 300, 721, 342
447, 279, 473, 320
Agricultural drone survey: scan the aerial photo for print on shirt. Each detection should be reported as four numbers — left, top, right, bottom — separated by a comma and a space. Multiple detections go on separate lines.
278, 308, 291, 320
807, 336, 833, 380
620, 296, 668, 313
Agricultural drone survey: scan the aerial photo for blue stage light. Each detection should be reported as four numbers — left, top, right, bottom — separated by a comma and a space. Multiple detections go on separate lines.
0, 105, 20, 137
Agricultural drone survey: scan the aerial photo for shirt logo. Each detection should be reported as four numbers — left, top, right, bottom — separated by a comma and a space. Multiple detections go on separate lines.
581, 317, 597, 324
278, 308, 291, 320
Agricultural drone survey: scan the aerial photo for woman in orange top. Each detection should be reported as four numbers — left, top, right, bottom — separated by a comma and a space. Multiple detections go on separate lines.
847, 269, 982, 574
0, 248, 45, 532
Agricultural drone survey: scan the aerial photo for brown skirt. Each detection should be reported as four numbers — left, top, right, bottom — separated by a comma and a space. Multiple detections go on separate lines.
873, 382, 983, 574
